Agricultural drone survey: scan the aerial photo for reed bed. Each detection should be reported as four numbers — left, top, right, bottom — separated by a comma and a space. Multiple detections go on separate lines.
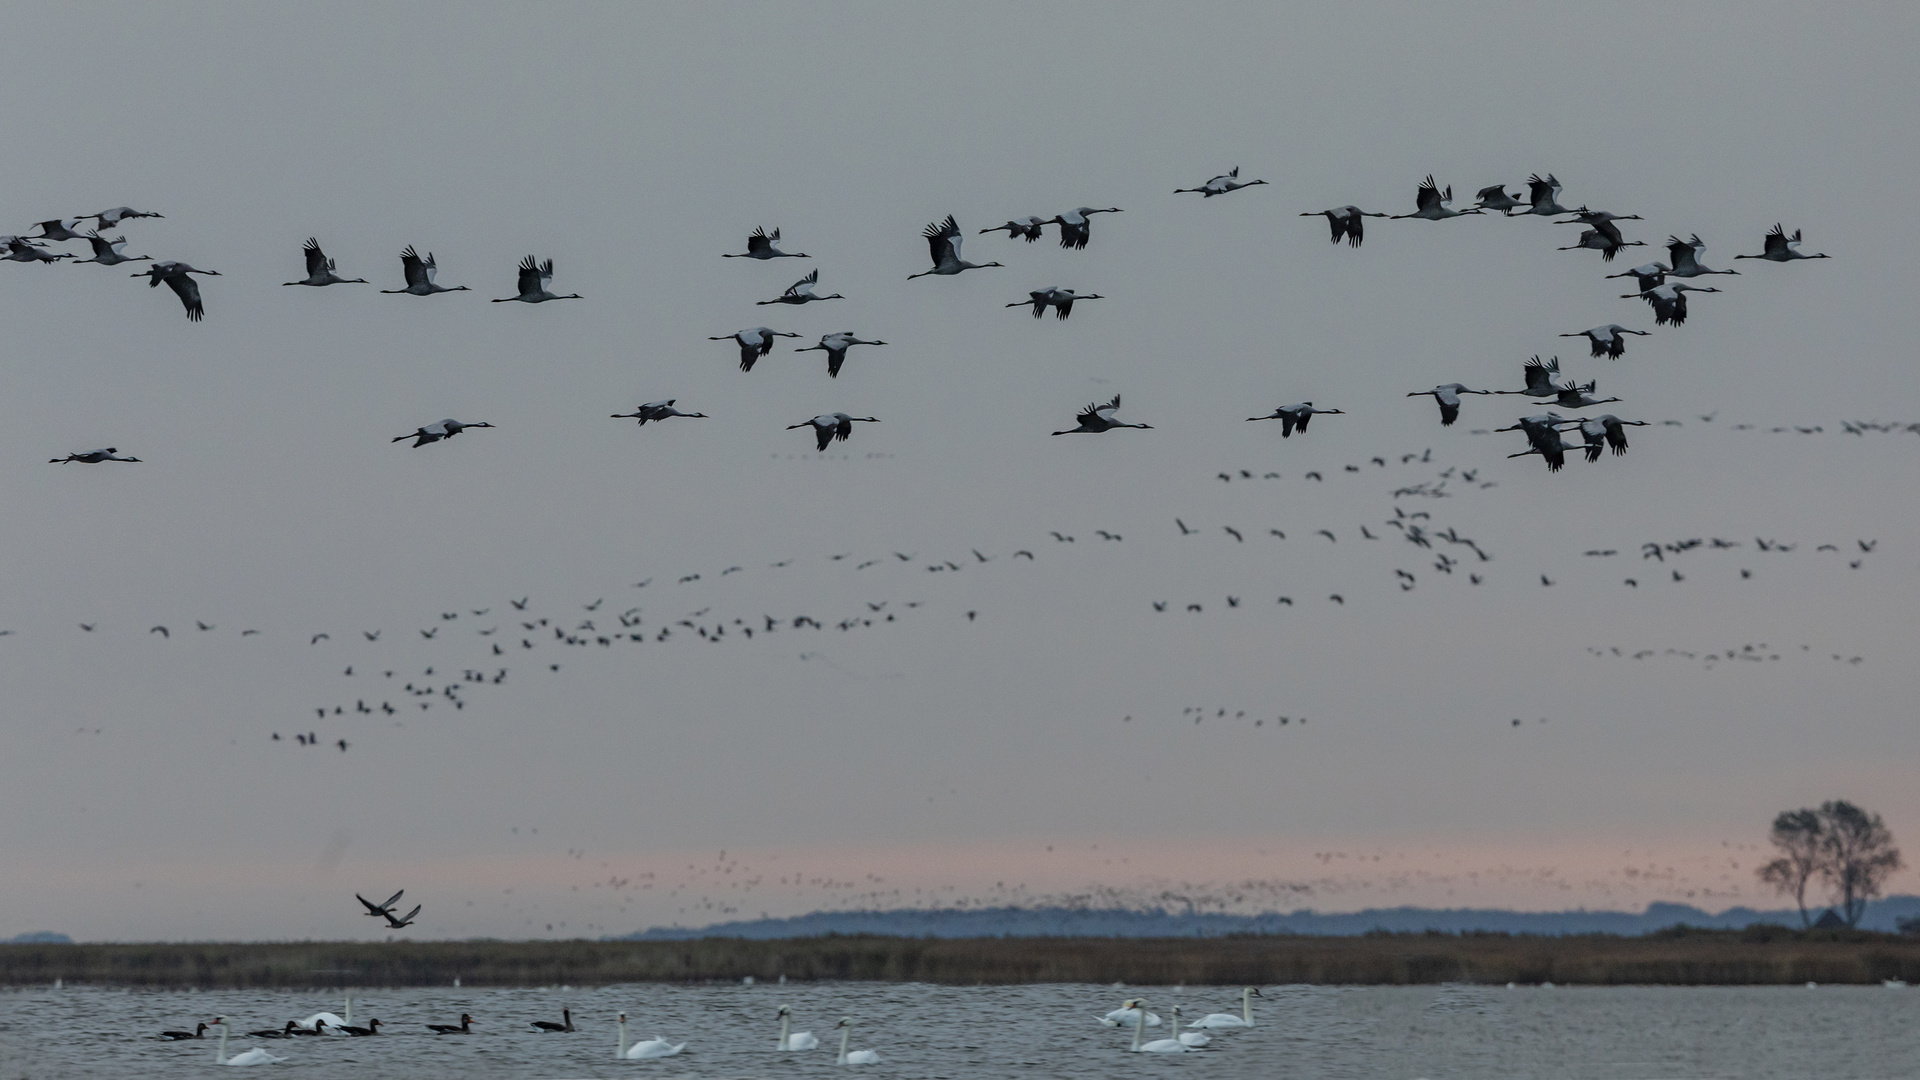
8, 928, 1920, 988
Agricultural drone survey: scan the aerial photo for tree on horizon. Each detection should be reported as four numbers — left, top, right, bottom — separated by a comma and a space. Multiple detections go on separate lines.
1758, 801, 1902, 928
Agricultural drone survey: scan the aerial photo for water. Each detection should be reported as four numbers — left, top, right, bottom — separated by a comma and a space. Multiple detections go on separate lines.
3, 981, 1915, 1078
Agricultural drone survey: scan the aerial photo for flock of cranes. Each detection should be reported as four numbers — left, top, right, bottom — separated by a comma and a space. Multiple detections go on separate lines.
19, 173, 1824, 469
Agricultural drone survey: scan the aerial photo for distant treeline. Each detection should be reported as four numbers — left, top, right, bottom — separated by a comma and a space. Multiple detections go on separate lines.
8, 927, 1920, 988
619, 898, 1920, 939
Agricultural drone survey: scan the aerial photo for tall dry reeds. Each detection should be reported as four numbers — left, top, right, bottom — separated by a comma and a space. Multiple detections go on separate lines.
5, 929, 1919, 988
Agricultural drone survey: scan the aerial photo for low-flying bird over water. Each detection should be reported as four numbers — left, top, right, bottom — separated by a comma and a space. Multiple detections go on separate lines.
1301, 205, 1387, 246
493, 256, 581, 302
1247, 402, 1344, 436
789, 413, 879, 451
723, 226, 807, 259
357, 889, 405, 917
1175, 166, 1267, 197
382, 246, 469, 295
1053, 395, 1151, 435
713, 327, 800, 372
392, 419, 493, 447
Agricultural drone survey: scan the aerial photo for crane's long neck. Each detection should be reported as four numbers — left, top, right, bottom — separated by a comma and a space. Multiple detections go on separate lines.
839, 1024, 852, 1064
1132, 1006, 1146, 1051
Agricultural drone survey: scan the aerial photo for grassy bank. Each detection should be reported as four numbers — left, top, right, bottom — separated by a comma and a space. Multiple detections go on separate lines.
7, 928, 1920, 988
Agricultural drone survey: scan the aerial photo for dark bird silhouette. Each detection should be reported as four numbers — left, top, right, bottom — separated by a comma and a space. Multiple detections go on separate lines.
532, 1008, 574, 1033
492, 256, 581, 302
1052, 395, 1151, 435
283, 238, 367, 286
757, 268, 842, 305
723, 226, 807, 260
1735, 223, 1829, 262
1248, 402, 1344, 436
133, 260, 221, 320
382, 245, 468, 295
910, 215, 1003, 277
1301, 205, 1386, 246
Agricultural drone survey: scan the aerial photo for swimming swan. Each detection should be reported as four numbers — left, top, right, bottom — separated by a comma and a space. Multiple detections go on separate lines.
835, 1017, 880, 1065
616, 1012, 685, 1059
210, 1019, 286, 1066
1188, 986, 1263, 1029
1131, 1002, 1191, 1053
1173, 1008, 1210, 1046
1098, 1000, 1162, 1027
777, 1005, 818, 1050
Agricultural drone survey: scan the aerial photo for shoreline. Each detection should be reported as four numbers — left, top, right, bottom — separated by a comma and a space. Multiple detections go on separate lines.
7, 928, 1920, 988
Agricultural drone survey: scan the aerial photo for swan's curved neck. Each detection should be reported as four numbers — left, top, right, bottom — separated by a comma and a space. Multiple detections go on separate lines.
1244, 987, 1254, 1025
839, 1024, 851, 1064
1131, 1005, 1146, 1051
214, 1023, 229, 1064
780, 1012, 790, 1050
616, 1017, 627, 1059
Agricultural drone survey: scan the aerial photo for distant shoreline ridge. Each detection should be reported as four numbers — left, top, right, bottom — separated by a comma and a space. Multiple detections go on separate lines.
614, 896, 1920, 941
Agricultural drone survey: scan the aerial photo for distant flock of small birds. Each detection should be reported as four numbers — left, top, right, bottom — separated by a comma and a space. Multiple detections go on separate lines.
19, 173, 1828, 471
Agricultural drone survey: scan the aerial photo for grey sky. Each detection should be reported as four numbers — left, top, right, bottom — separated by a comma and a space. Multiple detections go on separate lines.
3, 3, 1918, 940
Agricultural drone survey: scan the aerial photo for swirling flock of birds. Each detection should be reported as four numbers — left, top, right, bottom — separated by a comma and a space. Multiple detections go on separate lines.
17, 170, 1881, 944
18, 170, 1828, 466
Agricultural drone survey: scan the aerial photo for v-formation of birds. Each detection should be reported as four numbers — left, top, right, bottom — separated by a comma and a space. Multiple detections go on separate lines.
22, 172, 1828, 466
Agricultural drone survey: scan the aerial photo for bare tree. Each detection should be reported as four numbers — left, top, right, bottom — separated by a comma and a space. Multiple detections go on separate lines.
1817, 800, 1903, 928
1758, 808, 1825, 928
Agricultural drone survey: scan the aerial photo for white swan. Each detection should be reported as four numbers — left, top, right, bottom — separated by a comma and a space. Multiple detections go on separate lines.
210, 1018, 286, 1066
615, 1012, 685, 1059
1175, 1009, 1210, 1047
293, 1010, 347, 1034
1098, 1000, 1161, 1027
1188, 986, 1263, 1029
1131, 1002, 1191, 1054
834, 1017, 880, 1065
776, 1005, 818, 1050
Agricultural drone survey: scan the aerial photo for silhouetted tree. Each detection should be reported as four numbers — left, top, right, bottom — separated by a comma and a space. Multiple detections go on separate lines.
1818, 800, 1902, 928
1758, 802, 1903, 929
1758, 808, 1825, 928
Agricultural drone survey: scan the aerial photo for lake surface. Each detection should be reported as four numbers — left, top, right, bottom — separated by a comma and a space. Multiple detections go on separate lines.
2, 981, 1915, 1078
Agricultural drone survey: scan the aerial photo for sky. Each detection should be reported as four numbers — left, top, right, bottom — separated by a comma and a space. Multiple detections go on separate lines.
3, 2, 1919, 941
